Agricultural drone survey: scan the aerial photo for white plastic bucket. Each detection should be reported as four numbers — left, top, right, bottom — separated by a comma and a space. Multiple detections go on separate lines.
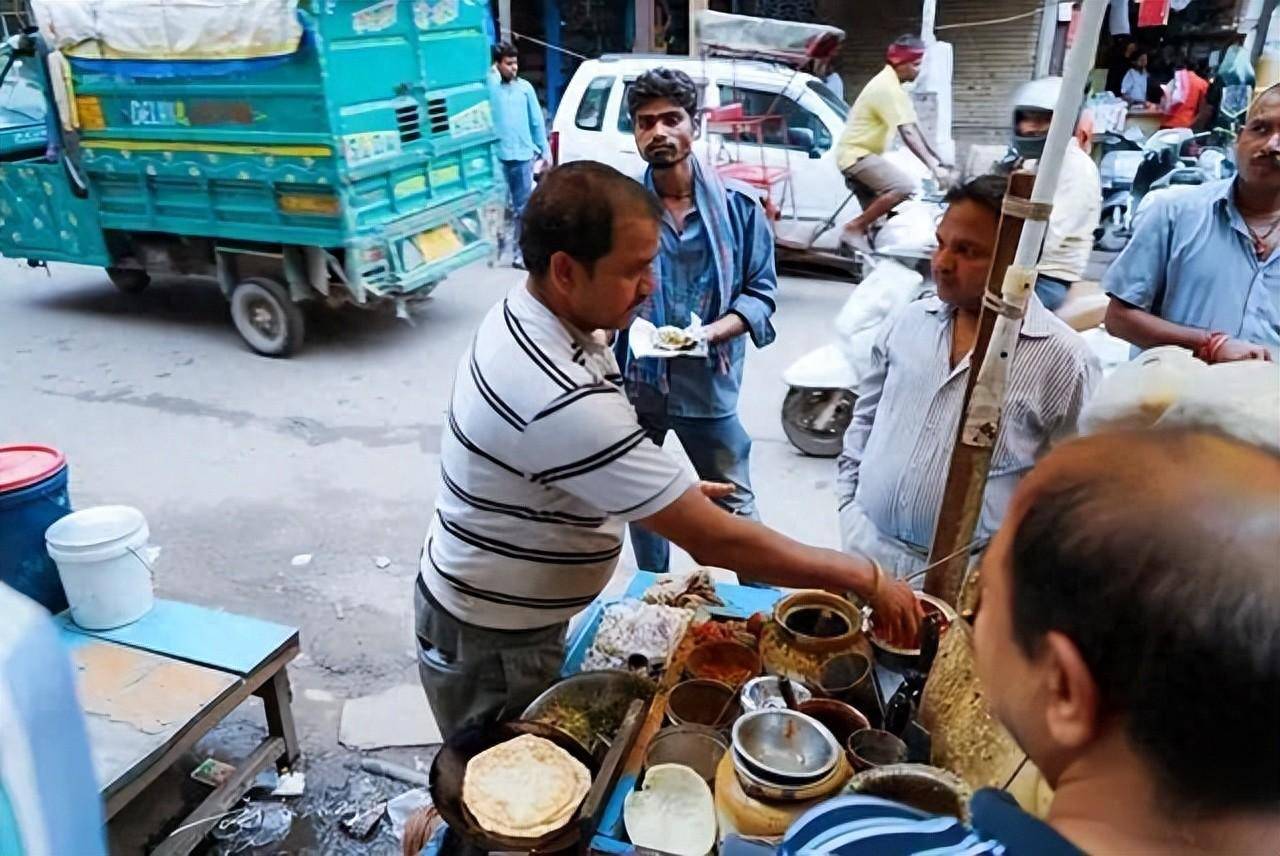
45, 505, 155, 630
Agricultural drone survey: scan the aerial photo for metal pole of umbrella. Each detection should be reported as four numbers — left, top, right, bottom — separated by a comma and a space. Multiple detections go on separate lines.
924, 0, 1110, 606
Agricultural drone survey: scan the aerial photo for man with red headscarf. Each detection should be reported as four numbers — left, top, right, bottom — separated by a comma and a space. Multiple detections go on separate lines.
835, 35, 951, 255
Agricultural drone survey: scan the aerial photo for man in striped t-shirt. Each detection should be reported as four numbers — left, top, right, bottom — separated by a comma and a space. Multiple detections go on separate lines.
416, 162, 921, 736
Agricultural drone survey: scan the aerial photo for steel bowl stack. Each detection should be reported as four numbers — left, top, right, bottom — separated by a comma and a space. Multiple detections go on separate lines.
729, 709, 847, 802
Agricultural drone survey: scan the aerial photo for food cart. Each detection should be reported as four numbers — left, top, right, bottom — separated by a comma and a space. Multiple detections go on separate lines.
421, 569, 1047, 854
421, 5, 1110, 844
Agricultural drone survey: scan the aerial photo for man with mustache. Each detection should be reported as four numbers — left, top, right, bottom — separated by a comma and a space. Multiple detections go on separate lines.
616, 68, 778, 573
1104, 84, 1280, 362
415, 162, 920, 737
836, 176, 1099, 578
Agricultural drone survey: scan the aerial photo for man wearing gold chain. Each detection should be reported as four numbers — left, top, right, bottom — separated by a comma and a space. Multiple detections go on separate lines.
1104, 85, 1280, 363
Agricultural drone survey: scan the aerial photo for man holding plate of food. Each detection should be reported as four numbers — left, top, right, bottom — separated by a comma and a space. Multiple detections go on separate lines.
614, 67, 780, 574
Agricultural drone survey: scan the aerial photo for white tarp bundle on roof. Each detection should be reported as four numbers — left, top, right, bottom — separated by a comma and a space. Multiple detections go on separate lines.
695, 10, 843, 68
31, 0, 301, 62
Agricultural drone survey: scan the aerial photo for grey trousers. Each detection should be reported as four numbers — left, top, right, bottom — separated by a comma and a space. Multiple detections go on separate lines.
414, 577, 567, 740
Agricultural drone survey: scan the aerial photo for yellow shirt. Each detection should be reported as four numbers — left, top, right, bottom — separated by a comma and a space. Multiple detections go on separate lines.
836, 65, 918, 171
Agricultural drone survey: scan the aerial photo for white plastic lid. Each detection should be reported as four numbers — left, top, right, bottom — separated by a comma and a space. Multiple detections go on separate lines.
46, 505, 146, 549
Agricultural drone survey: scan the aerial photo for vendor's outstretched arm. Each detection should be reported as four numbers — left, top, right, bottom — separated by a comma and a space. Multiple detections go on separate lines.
639, 487, 921, 645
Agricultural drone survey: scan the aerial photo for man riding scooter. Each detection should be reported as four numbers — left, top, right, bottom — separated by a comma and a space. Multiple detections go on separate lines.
1007, 76, 1102, 313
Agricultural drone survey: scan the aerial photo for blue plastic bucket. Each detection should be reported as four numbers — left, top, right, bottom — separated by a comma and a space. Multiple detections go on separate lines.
0, 445, 72, 613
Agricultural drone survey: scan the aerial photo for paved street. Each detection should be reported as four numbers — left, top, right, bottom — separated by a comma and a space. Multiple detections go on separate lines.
0, 255, 849, 850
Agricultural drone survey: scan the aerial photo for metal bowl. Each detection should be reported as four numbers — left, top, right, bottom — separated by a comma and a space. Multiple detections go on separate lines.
739, 675, 813, 713
644, 724, 728, 784
522, 669, 655, 753
731, 746, 850, 803
731, 709, 841, 784
846, 763, 972, 821
869, 592, 957, 673
667, 679, 740, 729
685, 639, 761, 685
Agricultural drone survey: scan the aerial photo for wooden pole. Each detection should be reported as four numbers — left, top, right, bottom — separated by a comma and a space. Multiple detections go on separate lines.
924, 0, 1109, 606
923, 170, 1035, 604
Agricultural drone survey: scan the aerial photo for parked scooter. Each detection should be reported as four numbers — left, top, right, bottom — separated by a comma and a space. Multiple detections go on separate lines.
780, 187, 944, 457
780, 259, 925, 456
1096, 128, 1234, 251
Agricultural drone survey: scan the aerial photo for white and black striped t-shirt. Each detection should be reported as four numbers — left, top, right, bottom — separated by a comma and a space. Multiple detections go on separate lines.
420, 284, 693, 630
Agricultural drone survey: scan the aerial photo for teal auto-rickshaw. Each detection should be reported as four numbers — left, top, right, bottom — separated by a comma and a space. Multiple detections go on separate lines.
0, 0, 502, 355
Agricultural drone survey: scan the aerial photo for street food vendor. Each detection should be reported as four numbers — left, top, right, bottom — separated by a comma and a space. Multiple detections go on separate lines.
837, 176, 1099, 578
414, 161, 921, 738
784, 430, 1280, 855
1104, 84, 1280, 362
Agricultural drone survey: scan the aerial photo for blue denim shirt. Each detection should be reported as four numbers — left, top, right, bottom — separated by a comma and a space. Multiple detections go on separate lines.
1104, 179, 1280, 358
622, 186, 778, 418
486, 74, 549, 163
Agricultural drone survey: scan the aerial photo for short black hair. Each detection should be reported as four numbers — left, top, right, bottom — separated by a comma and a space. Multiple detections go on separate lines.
519, 161, 662, 277
492, 41, 518, 63
1009, 430, 1280, 814
626, 67, 699, 121
943, 174, 1007, 218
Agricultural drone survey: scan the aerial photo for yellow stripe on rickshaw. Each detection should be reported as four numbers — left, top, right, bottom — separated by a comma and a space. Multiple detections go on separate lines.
82, 140, 333, 158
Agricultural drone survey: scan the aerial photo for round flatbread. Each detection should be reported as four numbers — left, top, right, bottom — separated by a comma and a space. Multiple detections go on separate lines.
462, 734, 591, 839
624, 763, 716, 856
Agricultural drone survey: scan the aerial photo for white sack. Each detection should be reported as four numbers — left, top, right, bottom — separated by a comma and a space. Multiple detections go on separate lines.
32, 0, 301, 61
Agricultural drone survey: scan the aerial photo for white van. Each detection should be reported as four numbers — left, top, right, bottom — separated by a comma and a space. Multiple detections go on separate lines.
552, 54, 924, 250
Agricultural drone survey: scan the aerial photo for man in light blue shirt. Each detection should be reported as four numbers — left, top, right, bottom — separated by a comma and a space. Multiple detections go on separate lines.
487, 42, 550, 269
1104, 84, 1280, 362
615, 69, 778, 572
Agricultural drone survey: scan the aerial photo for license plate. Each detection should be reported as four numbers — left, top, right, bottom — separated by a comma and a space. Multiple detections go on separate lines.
411, 225, 463, 264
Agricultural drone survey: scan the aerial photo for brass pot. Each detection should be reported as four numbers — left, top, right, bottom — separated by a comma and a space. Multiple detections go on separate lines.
772, 590, 865, 655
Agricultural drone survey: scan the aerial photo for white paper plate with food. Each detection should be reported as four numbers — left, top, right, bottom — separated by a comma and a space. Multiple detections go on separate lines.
629, 314, 709, 359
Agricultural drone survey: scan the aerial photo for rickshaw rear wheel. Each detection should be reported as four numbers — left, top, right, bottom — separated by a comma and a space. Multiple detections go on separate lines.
107, 267, 151, 294
230, 277, 306, 357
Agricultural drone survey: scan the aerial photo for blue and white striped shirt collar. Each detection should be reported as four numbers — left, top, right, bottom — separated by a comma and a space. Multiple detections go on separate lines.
921, 293, 1055, 339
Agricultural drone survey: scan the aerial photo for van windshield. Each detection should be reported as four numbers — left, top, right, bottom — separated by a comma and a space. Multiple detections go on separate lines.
806, 79, 848, 121
0, 60, 47, 130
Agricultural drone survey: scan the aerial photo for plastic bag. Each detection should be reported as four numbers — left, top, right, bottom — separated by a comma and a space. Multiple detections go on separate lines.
1081, 347, 1280, 452
1079, 346, 1206, 434
1159, 361, 1280, 452
835, 259, 925, 385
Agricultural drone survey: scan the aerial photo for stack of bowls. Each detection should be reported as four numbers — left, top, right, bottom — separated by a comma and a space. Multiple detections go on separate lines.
729, 710, 846, 802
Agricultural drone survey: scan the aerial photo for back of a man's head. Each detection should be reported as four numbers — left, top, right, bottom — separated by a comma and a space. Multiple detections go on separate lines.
1009, 430, 1280, 814
519, 161, 661, 277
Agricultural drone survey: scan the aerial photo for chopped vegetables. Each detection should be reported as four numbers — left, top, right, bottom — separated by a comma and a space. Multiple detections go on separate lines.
581, 600, 693, 672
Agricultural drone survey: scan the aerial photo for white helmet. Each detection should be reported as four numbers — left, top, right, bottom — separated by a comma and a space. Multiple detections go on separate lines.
1011, 76, 1063, 159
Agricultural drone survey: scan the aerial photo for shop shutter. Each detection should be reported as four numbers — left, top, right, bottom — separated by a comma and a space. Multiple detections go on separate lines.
937, 0, 1045, 146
